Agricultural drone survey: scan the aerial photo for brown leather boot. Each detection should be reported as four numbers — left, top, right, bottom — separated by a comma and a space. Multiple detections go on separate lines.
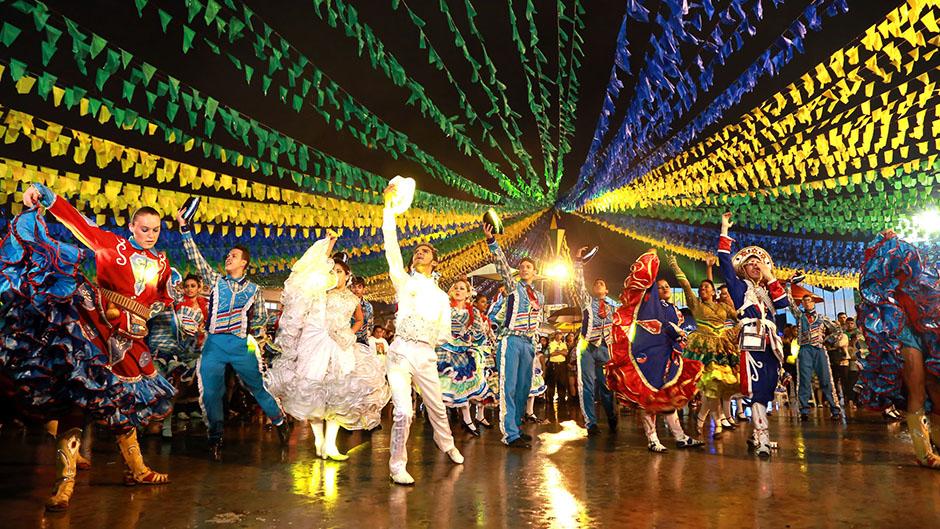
45, 428, 82, 511
115, 429, 170, 485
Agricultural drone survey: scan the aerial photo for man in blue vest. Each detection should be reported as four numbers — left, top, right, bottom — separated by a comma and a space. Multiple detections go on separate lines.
786, 286, 844, 422
176, 212, 288, 461
485, 223, 543, 448
573, 246, 621, 436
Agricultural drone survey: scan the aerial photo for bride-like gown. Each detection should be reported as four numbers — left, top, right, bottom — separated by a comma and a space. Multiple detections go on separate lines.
266, 238, 390, 430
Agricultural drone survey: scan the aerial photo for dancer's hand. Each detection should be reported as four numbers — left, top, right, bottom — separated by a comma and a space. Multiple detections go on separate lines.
720, 212, 733, 235
756, 260, 775, 282
705, 255, 717, 267
22, 185, 41, 208
325, 229, 339, 254
383, 182, 397, 209
576, 246, 590, 260
175, 208, 187, 228
483, 222, 494, 240
665, 253, 679, 271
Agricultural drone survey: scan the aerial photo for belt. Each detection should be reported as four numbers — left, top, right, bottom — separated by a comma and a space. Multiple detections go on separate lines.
100, 288, 158, 320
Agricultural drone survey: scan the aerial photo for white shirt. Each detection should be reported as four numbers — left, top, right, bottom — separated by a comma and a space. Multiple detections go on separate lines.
369, 337, 390, 355
383, 209, 451, 346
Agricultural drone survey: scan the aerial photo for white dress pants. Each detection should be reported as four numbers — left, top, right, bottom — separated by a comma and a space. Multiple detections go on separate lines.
386, 338, 456, 474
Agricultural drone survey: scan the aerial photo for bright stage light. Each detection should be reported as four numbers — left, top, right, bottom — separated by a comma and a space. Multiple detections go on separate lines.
913, 209, 940, 233
544, 260, 572, 282
898, 208, 940, 241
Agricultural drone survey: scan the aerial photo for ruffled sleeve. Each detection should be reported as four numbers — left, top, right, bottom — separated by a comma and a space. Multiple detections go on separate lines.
275, 238, 338, 357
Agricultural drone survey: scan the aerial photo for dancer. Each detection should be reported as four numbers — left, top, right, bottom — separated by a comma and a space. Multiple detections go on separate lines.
786, 285, 844, 421
472, 294, 498, 427
352, 276, 373, 345
437, 278, 490, 437
666, 254, 740, 437
382, 180, 463, 485
149, 272, 209, 438
1, 184, 175, 511
485, 223, 544, 448
526, 348, 548, 422
717, 212, 790, 457
605, 249, 704, 452
857, 230, 940, 469
175, 210, 289, 461
573, 247, 620, 435
267, 235, 390, 460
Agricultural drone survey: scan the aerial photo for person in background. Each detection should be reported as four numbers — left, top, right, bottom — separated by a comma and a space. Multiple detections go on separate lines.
370, 325, 390, 357
843, 317, 861, 410
545, 333, 570, 410
566, 333, 580, 403
827, 315, 851, 407
351, 276, 372, 346
787, 286, 844, 422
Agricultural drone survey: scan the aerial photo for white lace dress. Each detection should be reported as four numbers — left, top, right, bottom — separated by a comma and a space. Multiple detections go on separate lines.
266, 238, 391, 430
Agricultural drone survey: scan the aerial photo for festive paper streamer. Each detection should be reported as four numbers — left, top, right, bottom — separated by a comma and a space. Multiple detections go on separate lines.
575, 211, 861, 289
2, 0, 503, 203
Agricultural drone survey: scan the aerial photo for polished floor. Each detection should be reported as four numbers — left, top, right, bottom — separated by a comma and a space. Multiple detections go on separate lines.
1, 401, 939, 529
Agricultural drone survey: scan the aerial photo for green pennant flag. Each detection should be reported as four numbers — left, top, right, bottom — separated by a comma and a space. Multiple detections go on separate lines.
122, 79, 136, 102
158, 9, 172, 32
41, 40, 56, 65
120, 49, 133, 69
95, 67, 112, 90
140, 62, 156, 85
166, 101, 180, 122
244, 64, 254, 84
36, 72, 56, 100
145, 90, 157, 111
204, 0, 222, 24
89, 34, 107, 59
182, 25, 196, 53
0, 22, 22, 47
135, 0, 149, 16
205, 96, 218, 119
187, 0, 204, 23
86, 97, 102, 117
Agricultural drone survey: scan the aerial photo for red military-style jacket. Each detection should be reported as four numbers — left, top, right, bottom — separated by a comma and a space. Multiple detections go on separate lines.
46, 194, 174, 381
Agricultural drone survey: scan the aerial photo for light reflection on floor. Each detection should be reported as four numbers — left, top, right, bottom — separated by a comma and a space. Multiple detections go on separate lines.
1, 405, 940, 528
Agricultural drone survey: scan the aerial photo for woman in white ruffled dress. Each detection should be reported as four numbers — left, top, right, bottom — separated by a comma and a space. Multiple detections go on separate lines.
267, 235, 391, 461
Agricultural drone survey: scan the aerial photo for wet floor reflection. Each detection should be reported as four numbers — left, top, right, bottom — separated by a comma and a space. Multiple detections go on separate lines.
2, 404, 940, 528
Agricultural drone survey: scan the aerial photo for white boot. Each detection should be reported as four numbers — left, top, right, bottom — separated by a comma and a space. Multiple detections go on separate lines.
310, 420, 325, 458
323, 421, 348, 461
643, 412, 667, 453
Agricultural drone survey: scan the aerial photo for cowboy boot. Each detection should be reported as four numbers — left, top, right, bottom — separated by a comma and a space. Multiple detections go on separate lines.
116, 429, 170, 485
45, 428, 81, 511
908, 408, 940, 469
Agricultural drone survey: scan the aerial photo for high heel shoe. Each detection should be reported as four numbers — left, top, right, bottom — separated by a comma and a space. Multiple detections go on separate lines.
461, 421, 481, 437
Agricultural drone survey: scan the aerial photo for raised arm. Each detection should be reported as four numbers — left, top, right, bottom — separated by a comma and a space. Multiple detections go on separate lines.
666, 254, 698, 312
705, 255, 716, 283
25, 183, 116, 252
175, 208, 221, 287
785, 284, 803, 319
382, 208, 409, 292
717, 213, 746, 307
485, 222, 516, 292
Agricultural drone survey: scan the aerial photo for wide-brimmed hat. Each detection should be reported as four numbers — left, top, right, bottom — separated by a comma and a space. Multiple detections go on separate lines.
731, 246, 774, 278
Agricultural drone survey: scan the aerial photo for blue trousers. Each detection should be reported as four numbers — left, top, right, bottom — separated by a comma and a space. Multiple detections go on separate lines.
741, 348, 780, 404
497, 334, 534, 444
198, 333, 284, 442
578, 341, 615, 428
797, 344, 842, 415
